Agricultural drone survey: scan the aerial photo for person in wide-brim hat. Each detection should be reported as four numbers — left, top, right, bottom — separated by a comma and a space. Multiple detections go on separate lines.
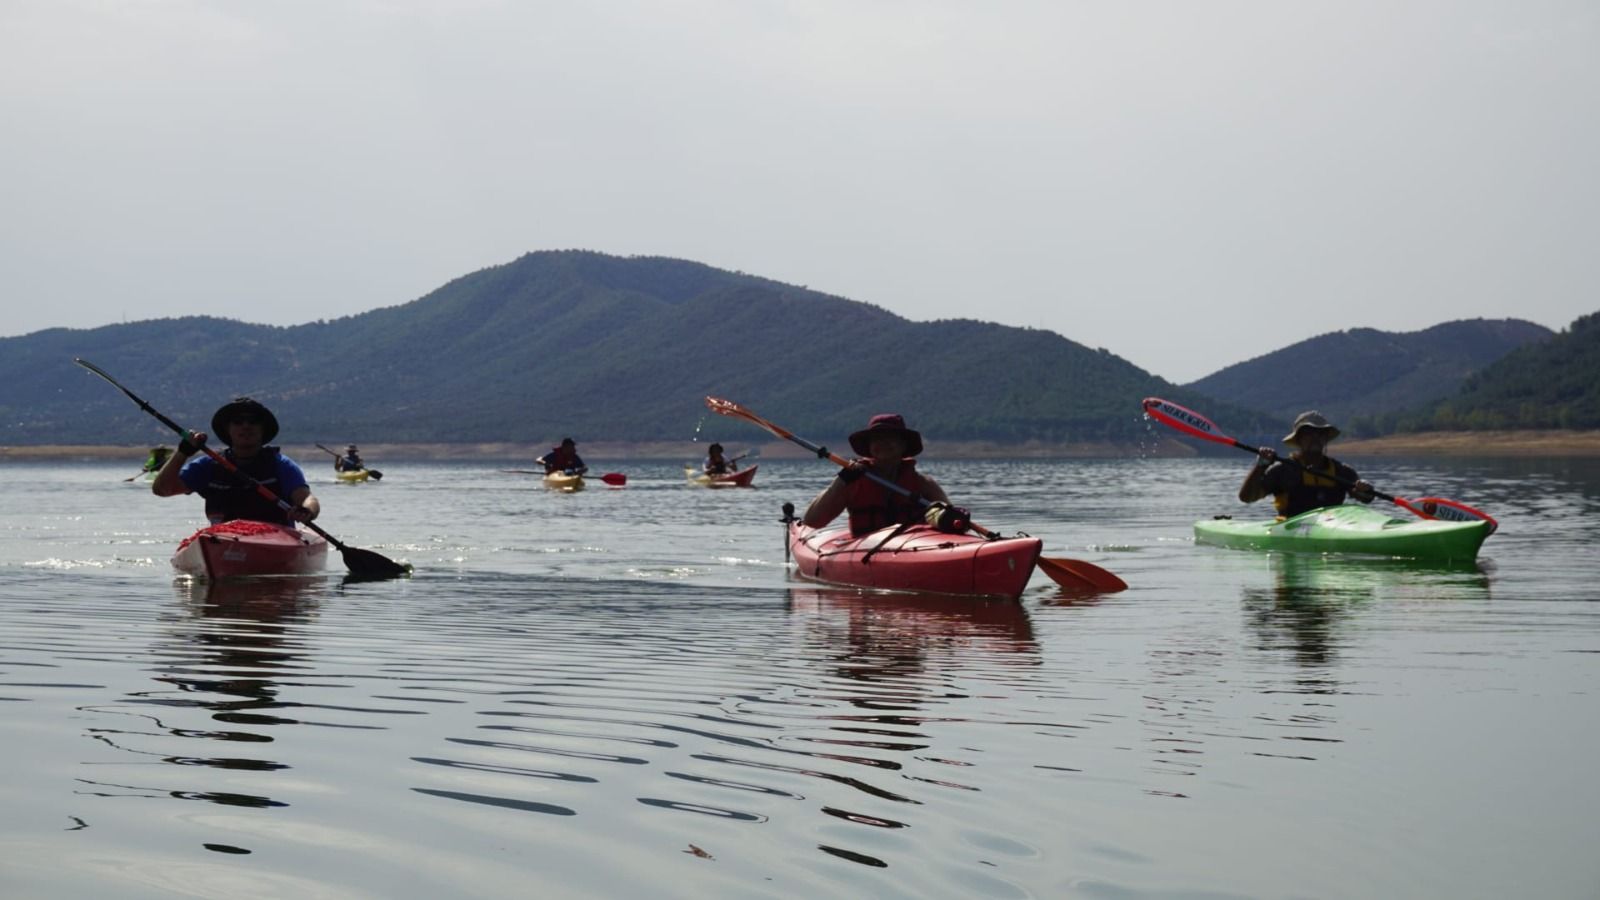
210, 397, 280, 446
1239, 409, 1373, 519
1282, 410, 1340, 446
538, 437, 587, 476
153, 395, 320, 527
848, 413, 924, 458
804, 412, 968, 536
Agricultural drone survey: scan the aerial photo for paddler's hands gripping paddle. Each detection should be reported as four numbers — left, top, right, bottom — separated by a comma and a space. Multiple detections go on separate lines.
76, 358, 413, 579
1142, 397, 1498, 534
706, 396, 1128, 593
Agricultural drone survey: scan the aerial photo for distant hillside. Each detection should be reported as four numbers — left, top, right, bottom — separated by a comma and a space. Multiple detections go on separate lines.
0, 251, 1266, 449
1359, 310, 1600, 433
1185, 319, 1552, 428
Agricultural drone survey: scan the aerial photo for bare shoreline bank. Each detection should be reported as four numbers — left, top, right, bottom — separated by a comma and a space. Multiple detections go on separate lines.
8, 430, 1600, 461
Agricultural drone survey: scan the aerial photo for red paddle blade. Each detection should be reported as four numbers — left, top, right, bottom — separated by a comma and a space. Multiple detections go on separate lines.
600, 472, 626, 486
1038, 557, 1128, 593
1142, 397, 1238, 447
1418, 496, 1498, 534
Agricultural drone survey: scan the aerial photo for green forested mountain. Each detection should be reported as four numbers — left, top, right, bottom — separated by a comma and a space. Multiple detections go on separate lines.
1184, 319, 1552, 427
0, 251, 1264, 449
1358, 311, 1600, 432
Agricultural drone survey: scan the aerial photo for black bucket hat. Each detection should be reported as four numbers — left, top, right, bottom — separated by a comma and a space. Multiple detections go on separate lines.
1283, 410, 1339, 445
848, 413, 923, 457
211, 397, 279, 446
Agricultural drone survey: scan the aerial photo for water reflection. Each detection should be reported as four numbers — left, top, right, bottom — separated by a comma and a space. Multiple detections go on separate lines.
785, 586, 1038, 867
75, 577, 324, 835
1243, 554, 1492, 668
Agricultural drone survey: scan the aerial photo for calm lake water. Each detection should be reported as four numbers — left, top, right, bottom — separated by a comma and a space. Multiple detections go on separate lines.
2, 455, 1597, 899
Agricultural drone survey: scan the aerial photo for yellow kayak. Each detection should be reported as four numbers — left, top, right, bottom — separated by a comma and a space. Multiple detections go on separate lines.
543, 471, 585, 492
335, 468, 371, 483
684, 464, 758, 488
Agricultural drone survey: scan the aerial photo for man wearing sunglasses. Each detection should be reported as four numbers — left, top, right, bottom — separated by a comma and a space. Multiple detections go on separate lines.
152, 397, 321, 526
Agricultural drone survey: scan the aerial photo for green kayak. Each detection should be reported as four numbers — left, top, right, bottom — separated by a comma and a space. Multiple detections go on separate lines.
1195, 504, 1492, 560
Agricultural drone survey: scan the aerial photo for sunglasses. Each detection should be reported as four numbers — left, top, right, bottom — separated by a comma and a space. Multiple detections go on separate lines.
229, 416, 263, 425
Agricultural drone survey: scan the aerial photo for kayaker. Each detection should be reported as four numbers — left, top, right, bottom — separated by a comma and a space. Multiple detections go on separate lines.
704, 443, 738, 475
335, 444, 364, 472
802, 413, 970, 536
152, 397, 321, 526
140, 445, 172, 474
538, 437, 588, 476
1239, 410, 1375, 518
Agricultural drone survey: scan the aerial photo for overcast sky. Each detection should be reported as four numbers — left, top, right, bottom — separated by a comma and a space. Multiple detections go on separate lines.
2, 1, 1595, 382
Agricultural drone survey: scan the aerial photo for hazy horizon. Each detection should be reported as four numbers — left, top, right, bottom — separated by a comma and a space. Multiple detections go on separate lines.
4, 1, 1596, 382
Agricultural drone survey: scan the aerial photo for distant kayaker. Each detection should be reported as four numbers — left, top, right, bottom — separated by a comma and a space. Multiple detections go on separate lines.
538, 437, 588, 476
704, 443, 738, 475
152, 397, 321, 526
335, 444, 364, 472
1239, 410, 1375, 518
140, 446, 172, 474
802, 413, 970, 536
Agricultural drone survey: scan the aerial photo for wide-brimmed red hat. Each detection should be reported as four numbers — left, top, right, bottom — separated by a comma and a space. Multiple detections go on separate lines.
848, 413, 923, 457
210, 397, 279, 446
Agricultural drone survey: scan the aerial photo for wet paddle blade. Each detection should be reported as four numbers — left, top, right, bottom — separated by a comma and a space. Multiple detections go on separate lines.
339, 545, 412, 581
367, 469, 384, 480
1038, 556, 1128, 593
599, 472, 627, 486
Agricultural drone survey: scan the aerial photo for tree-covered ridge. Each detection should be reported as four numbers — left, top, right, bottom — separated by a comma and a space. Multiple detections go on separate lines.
0, 251, 1268, 448
1185, 319, 1553, 424
1354, 311, 1600, 433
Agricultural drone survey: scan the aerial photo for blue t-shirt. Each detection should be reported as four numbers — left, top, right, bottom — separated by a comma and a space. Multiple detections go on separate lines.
179, 448, 309, 524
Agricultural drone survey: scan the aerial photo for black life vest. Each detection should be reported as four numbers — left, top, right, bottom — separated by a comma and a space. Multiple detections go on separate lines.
201, 448, 292, 525
1272, 456, 1350, 518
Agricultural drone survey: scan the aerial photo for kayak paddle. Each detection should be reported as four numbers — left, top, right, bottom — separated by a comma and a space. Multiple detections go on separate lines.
75, 358, 413, 580
705, 396, 1128, 593
315, 443, 383, 480
1142, 397, 1498, 534
501, 469, 627, 485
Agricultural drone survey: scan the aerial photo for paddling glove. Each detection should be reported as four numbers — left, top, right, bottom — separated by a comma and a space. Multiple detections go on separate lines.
925, 502, 972, 533
837, 461, 868, 484
178, 432, 206, 456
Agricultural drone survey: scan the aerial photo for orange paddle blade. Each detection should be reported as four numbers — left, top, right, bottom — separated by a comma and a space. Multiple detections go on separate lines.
1038, 557, 1128, 593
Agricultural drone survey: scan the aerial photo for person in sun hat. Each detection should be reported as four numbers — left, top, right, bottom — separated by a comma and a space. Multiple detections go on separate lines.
151, 396, 320, 526
703, 443, 738, 475
1239, 410, 1375, 519
537, 437, 588, 476
335, 443, 365, 472
139, 445, 172, 475
802, 413, 970, 536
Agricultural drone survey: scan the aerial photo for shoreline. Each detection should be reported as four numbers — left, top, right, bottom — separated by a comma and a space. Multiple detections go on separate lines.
7, 430, 1600, 460
1335, 430, 1600, 456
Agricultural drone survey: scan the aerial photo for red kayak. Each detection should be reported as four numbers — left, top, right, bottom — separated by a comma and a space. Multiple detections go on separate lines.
685, 464, 758, 488
172, 520, 329, 579
788, 521, 1042, 599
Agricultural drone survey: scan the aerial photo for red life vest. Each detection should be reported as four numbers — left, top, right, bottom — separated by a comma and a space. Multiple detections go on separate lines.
845, 459, 924, 536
